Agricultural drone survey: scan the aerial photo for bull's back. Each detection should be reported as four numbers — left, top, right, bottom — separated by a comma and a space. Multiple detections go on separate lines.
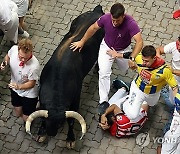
39, 5, 105, 108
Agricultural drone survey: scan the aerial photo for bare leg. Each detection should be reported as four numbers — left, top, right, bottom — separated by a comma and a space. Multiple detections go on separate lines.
18, 17, 29, 37
157, 145, 161, 154
22, 114, 28, 122
14, 106, 23, 117
19, 17, 25, 33
141, 103, 149, 112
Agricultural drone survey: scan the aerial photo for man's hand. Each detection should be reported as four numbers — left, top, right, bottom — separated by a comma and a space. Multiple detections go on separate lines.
128, 60, 137, 70
70, 40, 84, 52
107, 47, 123, 59
8, 82, 20, 90
0, 61, 7, 70
106, 48, 118, 59
99, 114, 110, 130
99, 123, 110, 130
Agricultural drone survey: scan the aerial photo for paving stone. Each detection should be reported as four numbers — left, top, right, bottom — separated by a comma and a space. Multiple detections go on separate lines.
52, 146, 63, 153
143, 147, 157, 154
105, 144, 116, 154
83, 139, 100, 148
4, 142, 20, 151
45, 139, 57, 152
9, 123, 21, 137
1, 148, 11, 154
98, 136, 110, 150
115, 147, 133, 154
88, 147, 104, 154
132, 145, 143, 154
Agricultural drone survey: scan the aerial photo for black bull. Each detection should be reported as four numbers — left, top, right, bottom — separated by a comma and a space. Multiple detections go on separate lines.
37, 5, 104, 143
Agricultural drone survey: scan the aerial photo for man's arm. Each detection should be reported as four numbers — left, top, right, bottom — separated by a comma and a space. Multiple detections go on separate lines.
128, 32, 143, 69
70, 21, 101, 52
9, 80, 36, 90
172, 86, 178, 97
130, 32, 143, 58
103, 104, 122, 117
101, 104, 121, 124
100, 104, 121, 130
156, 46, 165, 57
172, 69, 180, 77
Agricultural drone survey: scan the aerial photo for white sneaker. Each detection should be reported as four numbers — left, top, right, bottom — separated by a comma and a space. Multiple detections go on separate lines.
20, 31, 29, 38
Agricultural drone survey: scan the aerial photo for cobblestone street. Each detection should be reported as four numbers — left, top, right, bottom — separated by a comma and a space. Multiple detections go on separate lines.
0, 0, 180, 153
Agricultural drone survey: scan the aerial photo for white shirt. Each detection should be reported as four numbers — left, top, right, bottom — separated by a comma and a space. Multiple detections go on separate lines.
0, 0, 18, 25
164, 42, 180, 85
0, 0, 12, 25
8, 45, 40, 98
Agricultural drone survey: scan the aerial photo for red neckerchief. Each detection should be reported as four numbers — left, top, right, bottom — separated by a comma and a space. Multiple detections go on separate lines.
176, 40, 180, 51
149, 56, 165, 69
19, 54, 33, 67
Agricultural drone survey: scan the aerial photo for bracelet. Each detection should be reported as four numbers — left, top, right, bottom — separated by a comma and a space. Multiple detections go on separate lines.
129, 56, 135, 61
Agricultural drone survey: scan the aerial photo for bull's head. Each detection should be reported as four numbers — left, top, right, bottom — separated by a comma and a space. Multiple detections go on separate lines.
25, 110, 86, 140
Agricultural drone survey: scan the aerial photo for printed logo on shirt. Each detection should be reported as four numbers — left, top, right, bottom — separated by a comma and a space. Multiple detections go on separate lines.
155, 75, 160, 79
21, 74, 28, 83
116, 115, 122, 121
118, 33, 121, 38
140, 69, 152, 84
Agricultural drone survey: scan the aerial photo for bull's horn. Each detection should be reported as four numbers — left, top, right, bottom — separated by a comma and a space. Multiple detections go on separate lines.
25, 110, 48, 136
65, 111, 86, 140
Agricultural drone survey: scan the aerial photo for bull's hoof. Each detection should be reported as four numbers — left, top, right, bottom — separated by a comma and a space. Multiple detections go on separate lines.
66, 141, 75, 149
36, 135, 47, 143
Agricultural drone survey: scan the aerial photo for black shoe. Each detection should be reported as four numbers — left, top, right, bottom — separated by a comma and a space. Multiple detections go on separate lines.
112, 79, 129, 92
98, 101, 109, 115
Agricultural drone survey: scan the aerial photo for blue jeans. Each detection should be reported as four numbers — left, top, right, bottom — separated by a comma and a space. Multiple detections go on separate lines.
160, 86, 175, 134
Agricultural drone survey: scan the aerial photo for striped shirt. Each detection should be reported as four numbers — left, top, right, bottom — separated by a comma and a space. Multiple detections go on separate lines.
135, 54, 177, 94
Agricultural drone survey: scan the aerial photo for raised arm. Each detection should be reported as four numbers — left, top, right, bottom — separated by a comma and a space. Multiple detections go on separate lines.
156, 46, 165, 57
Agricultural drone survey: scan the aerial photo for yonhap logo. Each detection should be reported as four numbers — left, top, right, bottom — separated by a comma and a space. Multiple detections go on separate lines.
136, 132, 150, 147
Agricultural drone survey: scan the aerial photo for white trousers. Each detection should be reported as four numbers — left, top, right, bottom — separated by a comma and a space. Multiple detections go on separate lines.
161, 110, 180, 154
108, 88, 128, 107
108, 88, 148, 122
123, 81, 160, 119
98, 39, 131, 103
0, 12, 18, 44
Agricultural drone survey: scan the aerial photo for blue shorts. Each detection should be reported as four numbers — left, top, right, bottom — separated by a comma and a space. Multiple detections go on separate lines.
10, 89, 38, 116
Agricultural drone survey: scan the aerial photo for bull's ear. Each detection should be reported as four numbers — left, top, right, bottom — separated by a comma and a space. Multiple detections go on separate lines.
93, 5, 103, 13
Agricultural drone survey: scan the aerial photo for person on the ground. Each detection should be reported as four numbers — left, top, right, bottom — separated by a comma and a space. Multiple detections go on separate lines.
108, 45, 178, 120
0, 0, 19, 45
0, 38, 40, 122
99, 79, 148, 137
70, 3, 143, 113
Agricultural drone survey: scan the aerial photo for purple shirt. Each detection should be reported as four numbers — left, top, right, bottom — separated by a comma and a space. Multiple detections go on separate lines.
97, 13, 140, 51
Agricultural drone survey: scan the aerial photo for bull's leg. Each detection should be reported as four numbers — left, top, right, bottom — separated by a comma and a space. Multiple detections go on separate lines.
66, 118, 75, 148
66, 92, 81, 149
36, 118, 47, 143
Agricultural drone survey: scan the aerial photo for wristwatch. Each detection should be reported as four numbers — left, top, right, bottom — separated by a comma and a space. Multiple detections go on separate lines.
129, 56, 135, 61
